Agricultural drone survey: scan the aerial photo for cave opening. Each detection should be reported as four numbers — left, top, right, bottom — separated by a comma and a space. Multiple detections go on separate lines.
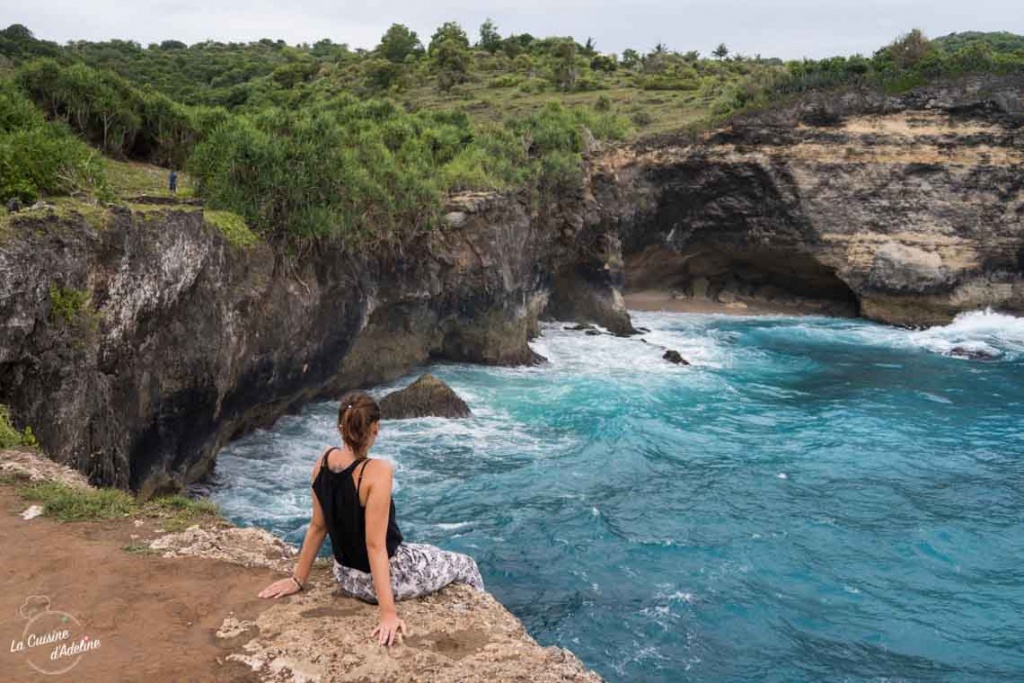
624, 245, 861, 317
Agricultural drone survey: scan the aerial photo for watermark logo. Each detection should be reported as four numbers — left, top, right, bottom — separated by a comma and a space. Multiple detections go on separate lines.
9, 596, 100, 675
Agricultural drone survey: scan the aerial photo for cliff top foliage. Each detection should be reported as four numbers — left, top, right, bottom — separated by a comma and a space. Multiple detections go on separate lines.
1, 22, 1022, 247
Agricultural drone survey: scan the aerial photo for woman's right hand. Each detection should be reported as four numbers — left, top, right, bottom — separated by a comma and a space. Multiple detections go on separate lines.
370, 610, 407, 646
258, 577, 301, 599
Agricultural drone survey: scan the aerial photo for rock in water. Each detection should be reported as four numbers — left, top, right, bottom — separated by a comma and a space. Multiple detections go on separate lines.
379, 374, 472, 420
946, 346, 1001, 362
663, 350, 690, 365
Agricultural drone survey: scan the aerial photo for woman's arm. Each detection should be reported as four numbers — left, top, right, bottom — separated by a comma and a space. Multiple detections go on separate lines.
364, 460, 407, 646
258, 455, 329, 599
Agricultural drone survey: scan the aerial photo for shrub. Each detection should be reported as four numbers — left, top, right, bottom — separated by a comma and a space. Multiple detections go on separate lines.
48, 284, 92, 324
0, 96, 108, 202
0, 405, 37, 449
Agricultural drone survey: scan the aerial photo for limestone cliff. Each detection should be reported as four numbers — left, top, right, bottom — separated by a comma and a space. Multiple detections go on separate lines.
596, 74, 1024, 325
0, 191, 630, 496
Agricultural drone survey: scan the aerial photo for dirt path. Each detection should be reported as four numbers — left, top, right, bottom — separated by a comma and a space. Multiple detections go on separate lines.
0, 486, 278, 682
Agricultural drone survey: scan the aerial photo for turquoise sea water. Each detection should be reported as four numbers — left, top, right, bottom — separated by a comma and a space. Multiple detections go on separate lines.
208, 310, 1024, 682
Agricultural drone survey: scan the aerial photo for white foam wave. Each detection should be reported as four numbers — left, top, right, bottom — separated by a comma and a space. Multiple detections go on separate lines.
907, 309, 1024, 360
526, 316, 726, 381
761, 309, 1024, 361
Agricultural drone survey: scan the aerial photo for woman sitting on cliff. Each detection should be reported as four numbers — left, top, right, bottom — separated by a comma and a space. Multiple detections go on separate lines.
258, 391, 484, 646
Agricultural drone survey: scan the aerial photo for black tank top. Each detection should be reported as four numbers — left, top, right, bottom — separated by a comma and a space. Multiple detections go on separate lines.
311, 448, 403, 572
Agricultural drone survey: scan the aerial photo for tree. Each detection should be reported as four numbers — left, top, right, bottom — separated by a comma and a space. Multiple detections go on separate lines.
884, 29, 932, 68
431, 36, 470, 93
591, 54, 618, 73
621, 49, 641, 70
377, 24, 423, 63
713, 43, 729, 60
361, 58, 406, 92
582, 37, 597, 57
429, 22, 470, 56
549, 39, 581, 91
478, 19, 502, 54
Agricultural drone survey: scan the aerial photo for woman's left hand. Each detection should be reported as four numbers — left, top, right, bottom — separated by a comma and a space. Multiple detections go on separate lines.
258, 577, 301, 599
370, 610, 407, 647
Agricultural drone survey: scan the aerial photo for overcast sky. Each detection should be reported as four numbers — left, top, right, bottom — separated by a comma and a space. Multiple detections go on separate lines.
6, 1, 1023, 59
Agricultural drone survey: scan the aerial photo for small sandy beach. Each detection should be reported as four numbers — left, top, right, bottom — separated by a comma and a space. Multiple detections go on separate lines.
624, 290, 852, 317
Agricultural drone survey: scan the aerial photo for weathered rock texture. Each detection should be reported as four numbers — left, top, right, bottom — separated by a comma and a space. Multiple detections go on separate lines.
0, 190, 630, 495
379, 374, 472, 420
219, 583, 601, 683
597, 75, 1024, 325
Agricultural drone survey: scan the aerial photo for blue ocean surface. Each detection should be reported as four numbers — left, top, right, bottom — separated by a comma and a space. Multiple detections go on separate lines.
207, 310, 1024, 682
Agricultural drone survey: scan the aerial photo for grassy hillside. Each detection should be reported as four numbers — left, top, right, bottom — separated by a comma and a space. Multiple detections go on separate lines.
2, 22, 1022, 247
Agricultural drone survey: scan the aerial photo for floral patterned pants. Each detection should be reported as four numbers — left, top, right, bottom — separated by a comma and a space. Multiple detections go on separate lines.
332, 542, 485, 604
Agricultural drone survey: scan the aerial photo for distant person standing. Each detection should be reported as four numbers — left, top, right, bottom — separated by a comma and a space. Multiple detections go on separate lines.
168, 169, 178, 194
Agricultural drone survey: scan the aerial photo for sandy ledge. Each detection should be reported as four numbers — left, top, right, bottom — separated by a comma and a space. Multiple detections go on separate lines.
1, 448, 601, 683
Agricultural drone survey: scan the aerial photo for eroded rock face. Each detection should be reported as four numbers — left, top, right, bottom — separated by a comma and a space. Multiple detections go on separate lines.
598, 75, 1024, 326
379, 374, 471, 420
0, 187, 632, 494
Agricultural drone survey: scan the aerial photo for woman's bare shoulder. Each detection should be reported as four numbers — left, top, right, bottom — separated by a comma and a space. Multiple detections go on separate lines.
365, 457, 393, 475
362, 457, 394, 486
310, 445, 333, 483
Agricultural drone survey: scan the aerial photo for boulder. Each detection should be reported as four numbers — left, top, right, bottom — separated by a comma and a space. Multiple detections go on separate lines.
663, 350, 690, 365
379, 374, 472, 420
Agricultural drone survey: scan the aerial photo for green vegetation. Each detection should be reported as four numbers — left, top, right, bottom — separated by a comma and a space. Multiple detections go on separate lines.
12, 476, 219, 528
1, 22, 1022, 247
0, 81, 107, 203
743, 29, 1024, 110
204, 209, 258, 248
0, 404, 38, 449
18, 480, 135, 521
103, 157, 192, 197
48, 283, 91, 325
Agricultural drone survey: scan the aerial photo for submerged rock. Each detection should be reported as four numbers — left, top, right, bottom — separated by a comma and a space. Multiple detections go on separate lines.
946, 346, 1001, 361
379, 374, 472, 420
663, 350, 690, 365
